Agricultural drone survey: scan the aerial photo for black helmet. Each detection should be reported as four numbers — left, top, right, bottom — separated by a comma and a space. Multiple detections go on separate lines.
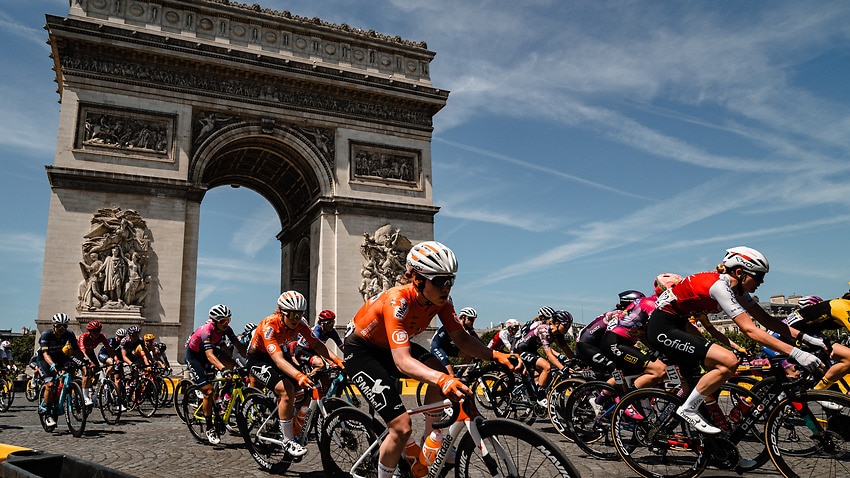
618, 290, 645, 308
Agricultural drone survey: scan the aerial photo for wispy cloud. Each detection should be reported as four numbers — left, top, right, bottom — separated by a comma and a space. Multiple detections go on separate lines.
196, 256, 278, 284
0, 232, 45, 261
0, 11, 51, 48
230, 205, 279, 258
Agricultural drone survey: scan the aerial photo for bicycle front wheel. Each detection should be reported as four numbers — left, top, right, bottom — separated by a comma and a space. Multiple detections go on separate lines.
611, 387, 707, 478
25, 378, 39, 402
319, 406, 383, 478
237, 393, 292, 473
0, 378, 13, 412
65, 381, 87, 438
565, 380, 619, 459
765, 390, 850, 478
173, 378, 193, 422
454, 417, 581, 478
547, 377, 585, 441
98, 380, 123, 425
134, 378, 159, 417
182, 385, 208, 443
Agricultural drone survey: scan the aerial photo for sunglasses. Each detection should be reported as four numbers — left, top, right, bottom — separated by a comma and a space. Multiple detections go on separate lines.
53, 324, 67, 330
283, 311, 304, 320
429, 275, 456, 288
744, 271, 766, 283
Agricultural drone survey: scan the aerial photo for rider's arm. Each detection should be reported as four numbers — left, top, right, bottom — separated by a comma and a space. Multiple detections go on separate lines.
204, 347, 228, 372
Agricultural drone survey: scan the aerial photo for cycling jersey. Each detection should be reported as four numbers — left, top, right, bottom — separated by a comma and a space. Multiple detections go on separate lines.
488, 329, 516, 352
348, 283, 462, 350
247, 311, 318, 358
120, 336, 145, 363
655, 272, 756, 318
610, 296, 658, 344
295, 323, 343, 350
430, 324, 479, 367
187, 321, 240, 354
784, 298, 850, 334
0, 345, 12, 362
515, 322, 563, 353
97, 337, 121, 362
78, 331, 110, 353
578, 311, 619, 346
38, 329, 78, 363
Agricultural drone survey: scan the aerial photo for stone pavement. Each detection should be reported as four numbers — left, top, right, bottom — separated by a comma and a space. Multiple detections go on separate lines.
0, 395, 785, 478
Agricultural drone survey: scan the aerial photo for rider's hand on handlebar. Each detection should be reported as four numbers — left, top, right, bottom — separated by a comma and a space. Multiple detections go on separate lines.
493, 351, 523, 372
797, 333, 826, 350
332, 356, 345, 370
295, 372, 314, 388
790, 346, 824, 371
436, 373, 469, 402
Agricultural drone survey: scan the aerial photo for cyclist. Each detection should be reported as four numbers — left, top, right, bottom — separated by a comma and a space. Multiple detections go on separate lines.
290, 310, 343, 374
185, 304, 247, 444
120, 326, 151, 371
77, 320, 116, 406
514, 309, 575, 406
344, 241, 520, 478
246, 291, 344, 457
430, 306, 481, 377
138, 334, 168, 370
514, 306, 554, 342
574, 289, 646, 376
760, 295, 824, 358
0, 340, 13, 371
488, 319, 520, 353
97, 328, 126, 386
36, 313, 80, 428
647, 246, 824, 434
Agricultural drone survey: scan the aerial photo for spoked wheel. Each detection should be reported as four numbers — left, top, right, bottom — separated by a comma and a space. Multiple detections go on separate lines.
470, 372, 505, 413
64, 381, 88, 438
611, 388, 707, 478
318, 406, 383, 478
237, 393, 293, 473
453, 417, 581, 477
547, 377, 585, 441
134, 378, 159, 417
182, 385, 208, 444
25, 378, 40, 402
565, 380, 619, 459
173, 379, 193, 422
0, 378, 13, 412
98, 380, 123, 425
710, 383, 769, 472
765, 390, 850, 478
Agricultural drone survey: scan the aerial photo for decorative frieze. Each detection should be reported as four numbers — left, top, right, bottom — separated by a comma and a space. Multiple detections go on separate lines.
76, 104, 175, 162
351, 142, 421, 189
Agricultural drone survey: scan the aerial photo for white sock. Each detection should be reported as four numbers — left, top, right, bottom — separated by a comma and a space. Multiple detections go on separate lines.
279, 418, 294, 440
377, 462, 396, 478
82, 388, 90, 401
681, 389, 707, 412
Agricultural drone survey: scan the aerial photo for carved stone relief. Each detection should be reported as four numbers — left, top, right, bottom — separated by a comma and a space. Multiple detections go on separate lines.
77, 105, 174, 161
359, 224, 412, 301
77, 207, 154, 312
351, 142, 421, 188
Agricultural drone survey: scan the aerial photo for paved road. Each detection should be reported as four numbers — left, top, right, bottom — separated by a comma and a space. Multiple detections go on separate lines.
0, 394, 785, 478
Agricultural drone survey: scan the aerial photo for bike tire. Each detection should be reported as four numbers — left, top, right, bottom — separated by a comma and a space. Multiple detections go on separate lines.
764, 390, 850, 478
547, 377, 585, 442
173, 378, 193, 422
470, 372, 505, 413
65, 381, 88, 438
611, 387, 707, 478
453, 417, 581, 478
237, 393, 293, 473
135, 378, 159, 417
565, 380, 619, 459
25, 378, 39, 402
0, 378, 12, 412
318, 406, 384, 478
182, 385, 208, 444
98, 380, 123, 425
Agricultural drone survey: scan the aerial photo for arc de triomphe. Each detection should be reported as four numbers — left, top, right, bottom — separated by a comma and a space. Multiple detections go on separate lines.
37, 0, 448, 355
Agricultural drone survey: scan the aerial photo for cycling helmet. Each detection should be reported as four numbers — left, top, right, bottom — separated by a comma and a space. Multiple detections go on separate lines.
143, 334, 155, 341
505, 319, 520, 329
277, 290, 307, 312
243, 322, 257, 333
722, 246, 769, 274
654, 273, 683, 295
406, 241, 458, 278
52, 313, 70, 325
115, 328, 127, 337
318, 310, 336, 323
127, 325, 141, 335
618, 290, 646, 307
208, 304, 232, 322
458, 307, 478, 320
538, 306, 555, 319
798, 295, 823, 308
86, 320, 102, 331
157, 343, 167, 352
552, 310, 574, 327
0, 340, 9, 348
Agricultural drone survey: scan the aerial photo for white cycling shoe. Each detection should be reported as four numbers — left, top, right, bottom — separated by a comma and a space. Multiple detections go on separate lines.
675, 406, 721, 434
283, 439, 307, 457
817, 400, 844, 411
43, 416, 57, 428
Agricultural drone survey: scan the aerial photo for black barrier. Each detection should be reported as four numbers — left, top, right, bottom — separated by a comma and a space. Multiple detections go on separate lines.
0, 450, 134, 478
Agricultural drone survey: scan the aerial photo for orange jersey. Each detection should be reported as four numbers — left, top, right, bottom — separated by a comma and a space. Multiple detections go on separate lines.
351, 283, 462, 350
248, 311, 317, 357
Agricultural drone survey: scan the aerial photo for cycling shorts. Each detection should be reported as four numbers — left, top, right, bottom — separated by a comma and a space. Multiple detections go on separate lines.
646, 309, 712, 372
344, 335, 435, 424
575, 341, 614, 374
600, 332, 651, 375
183, 348, 221, 386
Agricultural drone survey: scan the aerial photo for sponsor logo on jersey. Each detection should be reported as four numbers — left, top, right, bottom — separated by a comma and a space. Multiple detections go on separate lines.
266, 343, 277, 354
393, 298, 409, 320
352, 371, 388, 411
656, 333, 695, 354
392, 330, 408, 345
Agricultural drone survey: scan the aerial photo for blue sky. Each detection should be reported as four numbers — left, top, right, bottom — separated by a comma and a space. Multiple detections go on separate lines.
2, 1, 849, 333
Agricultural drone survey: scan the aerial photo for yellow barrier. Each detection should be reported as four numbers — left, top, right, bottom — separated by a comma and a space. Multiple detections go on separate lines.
0, 444, 31, 463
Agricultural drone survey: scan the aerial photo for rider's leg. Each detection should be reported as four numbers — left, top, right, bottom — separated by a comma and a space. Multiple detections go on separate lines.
680, 344, 736, 413
815, 342, 850, 390
381, 412, 413, 478
535, 357, 551, 391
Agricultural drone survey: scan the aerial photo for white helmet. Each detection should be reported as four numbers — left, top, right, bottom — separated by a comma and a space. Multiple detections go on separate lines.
458, 307, 477, 320
208, 304, 232, 322
722, 246, 769, 273
406, 241, 458, 278
52, 313, 70, 325
277, 290, 307, 312
505, 319, 520, 328
538, 306, 555, 319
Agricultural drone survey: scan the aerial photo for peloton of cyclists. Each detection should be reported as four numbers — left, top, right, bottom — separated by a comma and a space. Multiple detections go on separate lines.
289, 309, 344, 375
514, 308, 575, 407
246, 291, 344, 458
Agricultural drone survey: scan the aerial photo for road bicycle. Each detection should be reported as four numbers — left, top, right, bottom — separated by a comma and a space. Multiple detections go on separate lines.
37, 355, 88, 437
0, 367, 15, 412
610, 347, 850, 478
236, 365, 353, 473
182, 367, 264, 445
24, 371, 43, 402
318, 394, 581, 478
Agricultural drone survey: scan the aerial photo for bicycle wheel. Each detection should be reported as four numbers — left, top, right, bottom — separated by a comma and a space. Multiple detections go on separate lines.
25, 378, 39, 402
182, 385, 208, 443
453, 417, 581, 478
565, 380, 619, 459
0, 378, 13, 412
318, 406, 383, 478
611, 387, 707, 478
174, 378, 193, 422
134, 378, 159, 417
98, 380, 123, 425
64, 381, 87, 438
237, 393, 292, 473
152, 376, 169, 408
471, 372, 506, 412
765, 390, 850, 478
547, 377, 585, 441
415, 381, 428, 407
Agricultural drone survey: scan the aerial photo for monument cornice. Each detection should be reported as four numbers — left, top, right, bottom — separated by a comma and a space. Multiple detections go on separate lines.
46, 166, 207, 201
